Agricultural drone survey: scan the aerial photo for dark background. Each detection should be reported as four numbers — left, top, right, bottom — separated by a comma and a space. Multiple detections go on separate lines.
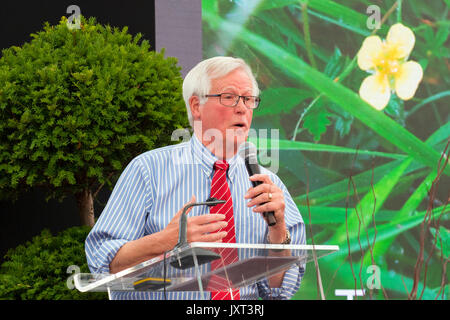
0, 0, 156, 260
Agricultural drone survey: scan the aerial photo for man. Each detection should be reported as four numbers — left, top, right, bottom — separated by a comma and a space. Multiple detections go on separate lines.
85, 56, 305, 300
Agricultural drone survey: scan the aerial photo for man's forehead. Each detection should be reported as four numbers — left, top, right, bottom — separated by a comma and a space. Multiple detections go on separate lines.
211, 78, 253, 93
219, 84, 253, 92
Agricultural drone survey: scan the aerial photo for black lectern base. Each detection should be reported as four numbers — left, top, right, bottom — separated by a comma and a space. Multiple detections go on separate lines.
170, 247, 221, 269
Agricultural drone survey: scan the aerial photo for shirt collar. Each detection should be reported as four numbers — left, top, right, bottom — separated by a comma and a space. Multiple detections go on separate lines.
190, 134, 243, 182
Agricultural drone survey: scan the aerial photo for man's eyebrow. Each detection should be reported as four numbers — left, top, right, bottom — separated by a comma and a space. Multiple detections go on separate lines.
220, 86, 253, 94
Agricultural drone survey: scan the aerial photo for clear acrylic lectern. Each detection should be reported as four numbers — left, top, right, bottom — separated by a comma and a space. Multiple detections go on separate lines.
74, 242, 339, 299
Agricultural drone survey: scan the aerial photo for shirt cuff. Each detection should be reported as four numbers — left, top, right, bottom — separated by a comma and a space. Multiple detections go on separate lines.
87, 239, 128, 274
258, 263, 305, 300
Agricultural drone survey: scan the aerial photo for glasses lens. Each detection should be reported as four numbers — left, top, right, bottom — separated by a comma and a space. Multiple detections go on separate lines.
217, 93, 260, 109
244, 96, 261, 109
220, 93, 239, 106
243, 96, 260, 109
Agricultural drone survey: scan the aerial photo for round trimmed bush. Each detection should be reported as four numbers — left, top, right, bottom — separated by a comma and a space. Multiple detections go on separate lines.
0, 16, 188, 226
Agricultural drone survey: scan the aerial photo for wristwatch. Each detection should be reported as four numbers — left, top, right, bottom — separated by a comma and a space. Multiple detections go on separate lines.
267, 229, 291, 245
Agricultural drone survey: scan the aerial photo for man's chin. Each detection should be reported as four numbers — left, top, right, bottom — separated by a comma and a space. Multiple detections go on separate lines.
227, 126, 248, 136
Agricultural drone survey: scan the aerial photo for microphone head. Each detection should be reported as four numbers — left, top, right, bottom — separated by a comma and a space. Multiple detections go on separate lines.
238, 141, 257, 160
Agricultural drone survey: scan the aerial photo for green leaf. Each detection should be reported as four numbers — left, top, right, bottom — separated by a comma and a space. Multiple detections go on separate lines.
384, 95, 405, 125
255, 0, 384, 36
257, 88, 312, 116
324, 47, 345, 79
250, 137, 406, 160
302, 103, 332, 141
332, 109, 354, 138
256, 9, 329, 63
430, 227, 450, 259
434, 24, 450, 48
299, 206, 400, 224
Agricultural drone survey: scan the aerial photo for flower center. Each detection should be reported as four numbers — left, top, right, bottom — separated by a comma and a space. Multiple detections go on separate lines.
377, 58, 400, 75
374, 43, 402, 76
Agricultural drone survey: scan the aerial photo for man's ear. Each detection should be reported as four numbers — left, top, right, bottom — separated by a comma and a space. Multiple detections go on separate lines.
189, 95, 201, 121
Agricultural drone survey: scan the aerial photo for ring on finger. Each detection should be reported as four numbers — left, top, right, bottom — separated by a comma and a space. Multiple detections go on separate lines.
268, 192, 273, 201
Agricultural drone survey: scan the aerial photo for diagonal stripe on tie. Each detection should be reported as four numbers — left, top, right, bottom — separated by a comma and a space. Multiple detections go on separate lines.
210, 171, 227, 191
209, 160, 240, 300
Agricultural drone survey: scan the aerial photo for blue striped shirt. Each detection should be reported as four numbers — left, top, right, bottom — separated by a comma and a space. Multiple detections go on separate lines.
85, 134, 306, 300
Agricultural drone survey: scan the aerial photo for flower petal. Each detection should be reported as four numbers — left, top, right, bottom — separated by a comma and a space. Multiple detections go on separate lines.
386, 23, 415, 59
357, 36, 383, 71
394, 61, 423, 100
359, 73, 391, 110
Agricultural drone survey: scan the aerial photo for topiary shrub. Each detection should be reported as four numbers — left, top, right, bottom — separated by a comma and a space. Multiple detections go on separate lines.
0, 226, 107, 300
0, 16, 189, 226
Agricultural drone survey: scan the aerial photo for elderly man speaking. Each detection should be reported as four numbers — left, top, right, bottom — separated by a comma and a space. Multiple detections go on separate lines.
85, 56, 305, 300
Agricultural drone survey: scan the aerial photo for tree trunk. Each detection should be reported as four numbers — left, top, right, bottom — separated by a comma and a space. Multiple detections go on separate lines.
76, 189, 95, 227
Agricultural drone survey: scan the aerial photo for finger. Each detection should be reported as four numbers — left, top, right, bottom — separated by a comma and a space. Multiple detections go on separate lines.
199, 231, 228, 242
246, 191, 276, 207
197, 220, 228, 234
184, 195, 197, 215
190, 213, 226, 224
245, 183, 275, 199
251, 201, 278, 213
249, 174, 273, 185
188, 195, 196, 207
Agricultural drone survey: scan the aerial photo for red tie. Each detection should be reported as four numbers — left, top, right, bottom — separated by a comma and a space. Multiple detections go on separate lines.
208, 160, 240, 300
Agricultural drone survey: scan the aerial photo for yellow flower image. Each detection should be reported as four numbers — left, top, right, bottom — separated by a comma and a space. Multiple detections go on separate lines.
357, 23, 423, 110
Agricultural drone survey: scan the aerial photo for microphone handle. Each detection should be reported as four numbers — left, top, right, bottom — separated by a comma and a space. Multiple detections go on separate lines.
251, 180, 277, 227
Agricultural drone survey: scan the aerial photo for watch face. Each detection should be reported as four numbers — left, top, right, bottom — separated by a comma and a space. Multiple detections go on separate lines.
284, 230, 291, 244
267, 230, 291, 244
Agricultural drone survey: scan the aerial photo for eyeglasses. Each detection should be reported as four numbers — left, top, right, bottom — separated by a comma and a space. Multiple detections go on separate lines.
204, 93, 261, 109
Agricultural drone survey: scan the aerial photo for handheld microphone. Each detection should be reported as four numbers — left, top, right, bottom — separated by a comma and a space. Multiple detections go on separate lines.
238, 142, 277, 226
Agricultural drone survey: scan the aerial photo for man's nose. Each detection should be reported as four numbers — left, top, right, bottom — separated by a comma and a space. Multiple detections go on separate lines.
234, 97, 247, 113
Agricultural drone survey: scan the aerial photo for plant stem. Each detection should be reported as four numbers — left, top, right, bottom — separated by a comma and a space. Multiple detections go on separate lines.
292, 94, 322, 140
301, 1, 317, 70
427, 84, 443, 127
406, 90, 450, 117
396, 0, 403, 23
375, 1, 399, 36
412, 20, 450, 32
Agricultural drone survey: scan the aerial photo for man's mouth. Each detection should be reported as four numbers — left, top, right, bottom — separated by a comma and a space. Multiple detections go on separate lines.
231, 123, 246, 128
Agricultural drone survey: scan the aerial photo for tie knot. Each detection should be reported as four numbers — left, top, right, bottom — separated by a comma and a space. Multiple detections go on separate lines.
214, 160, 229, 171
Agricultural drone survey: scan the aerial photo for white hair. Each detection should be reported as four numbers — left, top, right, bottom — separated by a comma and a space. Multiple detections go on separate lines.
182, 56, 259, 127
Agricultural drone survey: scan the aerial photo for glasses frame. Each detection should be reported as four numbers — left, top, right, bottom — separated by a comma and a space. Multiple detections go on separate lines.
204, 93, 261, 109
